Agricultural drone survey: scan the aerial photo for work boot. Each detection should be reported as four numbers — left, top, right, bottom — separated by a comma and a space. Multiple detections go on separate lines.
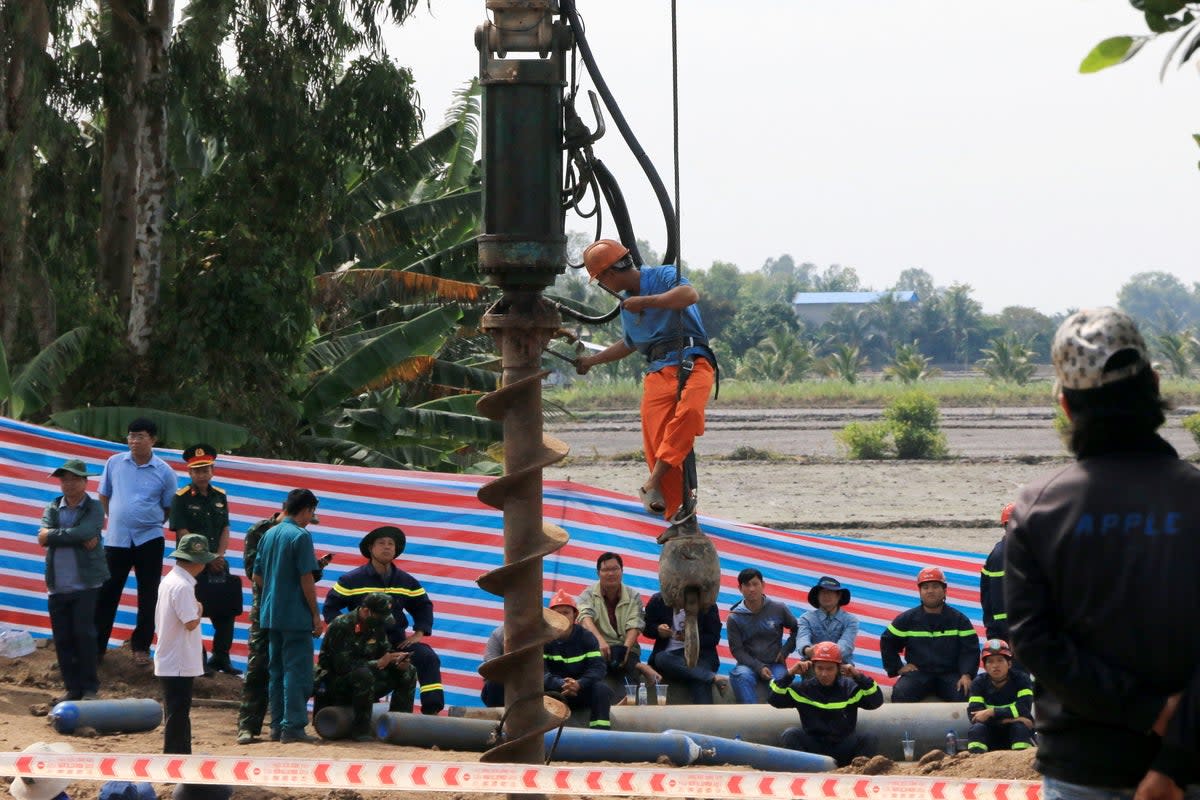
210, 659, 243, 676
279, 730, 318, 744
268, 728, 281, 742
236, 730, 257, 745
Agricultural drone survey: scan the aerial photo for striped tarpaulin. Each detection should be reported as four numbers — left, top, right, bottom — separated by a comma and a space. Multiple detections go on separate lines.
0, 416, 988, 707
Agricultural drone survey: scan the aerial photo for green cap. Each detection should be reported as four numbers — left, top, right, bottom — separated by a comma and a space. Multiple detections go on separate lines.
50, 459, 90, 478
361, 592, 396, 627
170, 533, 218, 564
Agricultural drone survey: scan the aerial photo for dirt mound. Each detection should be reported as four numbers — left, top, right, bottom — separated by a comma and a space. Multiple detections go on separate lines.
837, 748, 1039, 780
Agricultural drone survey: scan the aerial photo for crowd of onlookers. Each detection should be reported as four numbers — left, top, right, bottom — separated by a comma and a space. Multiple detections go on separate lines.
31, 307, 1200, 799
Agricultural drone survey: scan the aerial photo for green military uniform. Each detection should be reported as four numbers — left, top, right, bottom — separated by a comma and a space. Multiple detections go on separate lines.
236, 514, 277, 742
169, 445, 240, 674
314, 594, 416, 740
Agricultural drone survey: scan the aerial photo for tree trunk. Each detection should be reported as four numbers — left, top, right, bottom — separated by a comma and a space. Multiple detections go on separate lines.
127, 0, 173, 355
98, 0, 143, 326
0, 0, 53, 352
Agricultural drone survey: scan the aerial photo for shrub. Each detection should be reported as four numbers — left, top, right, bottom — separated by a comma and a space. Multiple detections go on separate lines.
893, 425, 948, 459
1184, 413, 1200, 449
885, 391, 948, 459
836, 421, 893, 459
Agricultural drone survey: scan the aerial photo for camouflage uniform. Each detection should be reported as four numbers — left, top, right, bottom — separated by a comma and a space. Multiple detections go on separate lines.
235, 516, 275, 740
314, 596, 416, 739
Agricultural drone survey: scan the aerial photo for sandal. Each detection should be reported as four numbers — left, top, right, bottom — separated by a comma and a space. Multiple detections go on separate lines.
639, 485, 666, 514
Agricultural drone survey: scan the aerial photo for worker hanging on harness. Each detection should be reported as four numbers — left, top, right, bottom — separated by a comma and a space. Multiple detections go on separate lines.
574, 239, 716, 544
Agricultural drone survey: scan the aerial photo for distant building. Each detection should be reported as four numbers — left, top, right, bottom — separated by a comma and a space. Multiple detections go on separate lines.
791, 290, 919, 327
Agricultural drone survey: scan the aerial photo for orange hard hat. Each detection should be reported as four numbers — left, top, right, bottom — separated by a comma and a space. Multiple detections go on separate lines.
916, 567, 947, 587
981, 638, 1013, 663
548, 589, 577, 613
582, 239, 630, 281
810, 641, 842, 664
1000, 502, 1016, 526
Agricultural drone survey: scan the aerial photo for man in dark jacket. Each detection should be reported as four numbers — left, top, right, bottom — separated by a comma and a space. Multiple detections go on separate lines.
323, 526, 443, 715
1007, 307, 1200, 800
880, 567, 979, 702
544, 589, 612, 728
644, 591, 727, 703
727, 567, 798, 704
966, 639, 1033, 754
979, 503, 1013, 643
769, 641, 882, 766
39, 458, 108, 702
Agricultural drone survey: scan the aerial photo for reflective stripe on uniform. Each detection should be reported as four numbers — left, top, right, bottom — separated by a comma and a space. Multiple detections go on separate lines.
886, 624, 977, 638
332, 584, 426, 598
771, 682, 879, 710
588, 719, 611, 728
980, 567, 1004, 578
420, 683, 443, 693
544, 651, 603, 664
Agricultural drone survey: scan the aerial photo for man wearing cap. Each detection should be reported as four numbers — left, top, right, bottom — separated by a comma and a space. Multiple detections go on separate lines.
573, 239, 716, 543
323, 525, 444, 715
796, 575, 859, 665
169, 444, 240, 675
727, 567, 799, 704
38, 458, 108, 702
880, 567, 979, 703
236, 494, 332, 744
1006, 307, 1200, 800
155, 532, 217, 754
980, 503, 1014, 644
966, 639, 1034, 754
94, 417, 178, 667
769, 641, 882, 767
544, 589, 612, 728
253, 489, 325, 744
314, 592, 417, 741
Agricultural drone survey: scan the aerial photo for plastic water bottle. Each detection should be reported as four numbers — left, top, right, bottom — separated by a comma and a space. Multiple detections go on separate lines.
945, 729, 958, 755
637, 684, 647, 705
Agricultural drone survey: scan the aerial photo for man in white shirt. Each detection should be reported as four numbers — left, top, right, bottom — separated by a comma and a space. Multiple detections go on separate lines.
154, 533, 216, 754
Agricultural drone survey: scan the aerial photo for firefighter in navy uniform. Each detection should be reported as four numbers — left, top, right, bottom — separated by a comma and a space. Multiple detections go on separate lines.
323, 526, 444, 715
768, 641, 882, 767
169, 444, 238, 675
314, 592, 416, 741
966, 639, 1035, 754
980, 503, 1014, 642
544, 589, 612, 729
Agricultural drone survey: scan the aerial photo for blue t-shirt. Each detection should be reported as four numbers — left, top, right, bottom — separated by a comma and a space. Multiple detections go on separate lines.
98, 451, 178, 547
254, 518, 319, 631
620, 265, 709, 374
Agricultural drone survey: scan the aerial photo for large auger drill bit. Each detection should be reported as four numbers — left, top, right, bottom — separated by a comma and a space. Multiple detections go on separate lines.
659, 528, 721, 667
475, 295, 571, 763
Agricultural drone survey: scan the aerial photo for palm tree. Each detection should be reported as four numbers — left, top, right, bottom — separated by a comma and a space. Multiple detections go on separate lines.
937, 284, 984, 368
1156, 332, 1193, 378
740, 329, 816, 382
822, 344, 868, 384
977, 333, 1038, 385
883, 341, 940, 384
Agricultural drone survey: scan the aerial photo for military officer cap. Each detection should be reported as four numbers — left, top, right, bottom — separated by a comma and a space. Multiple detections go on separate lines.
359, 526, 406, 559
170, 533, 218, 564
361, 592, 396, 626
183, 443, 217, 468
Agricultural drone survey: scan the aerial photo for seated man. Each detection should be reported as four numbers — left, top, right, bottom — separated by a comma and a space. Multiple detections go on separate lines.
480, 624, 504, 708
769, 641, 882, 767
324, 526, 444, 715
644, 591, 727, 704
880, 567, 979, 702
966, 639, 1034, 754
576, 552, 660, 686
544, 590, 612, 728
313, 592, 416, 740
727, 567, 798, 704
796, 576, 859, 663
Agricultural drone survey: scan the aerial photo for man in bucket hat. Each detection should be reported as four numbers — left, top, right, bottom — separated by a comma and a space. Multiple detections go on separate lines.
38, 458, 108, 702
1007, 307, 1200, 800
796, 576, 860, 666
324, 525, 444, 715
314, 592, 416, 740
155, 533, 217, 754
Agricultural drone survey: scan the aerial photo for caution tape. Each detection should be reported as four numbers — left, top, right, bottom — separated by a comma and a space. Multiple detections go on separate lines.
0, 752, 1042, 800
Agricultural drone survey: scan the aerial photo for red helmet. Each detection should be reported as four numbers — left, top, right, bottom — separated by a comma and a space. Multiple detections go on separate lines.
582, 239, 630, 281
548, 589, 577, 613
1000, 503, 1016, 526
916, 567, 947, 587
981, 638, 1013, 663
810, 641, 842, 664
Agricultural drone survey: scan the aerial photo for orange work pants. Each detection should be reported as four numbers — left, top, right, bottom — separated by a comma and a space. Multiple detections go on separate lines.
640, 358, 714, 520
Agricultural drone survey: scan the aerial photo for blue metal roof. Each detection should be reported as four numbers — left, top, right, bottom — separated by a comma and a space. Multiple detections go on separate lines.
791, 290, 919, 305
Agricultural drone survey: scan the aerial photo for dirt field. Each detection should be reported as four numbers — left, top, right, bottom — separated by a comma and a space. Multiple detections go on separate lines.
8, 406, 1194, 797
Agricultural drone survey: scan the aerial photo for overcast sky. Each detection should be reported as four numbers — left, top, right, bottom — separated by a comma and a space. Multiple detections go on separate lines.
384, 2, 1199, 315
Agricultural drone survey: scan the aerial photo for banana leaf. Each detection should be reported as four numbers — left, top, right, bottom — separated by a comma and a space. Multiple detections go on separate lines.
51, 406, 249, 450
8, 327, 90, 420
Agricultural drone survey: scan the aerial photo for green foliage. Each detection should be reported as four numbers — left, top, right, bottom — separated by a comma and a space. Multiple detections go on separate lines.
51, 407, 249, 450
1080, 35, 1149, 73
739, 329, 815, 382
0, 327, 90, 420
822, 344, 868, 384
836, 421, 892, 459
884, 391, 948, 459
1156, 332, 1195, 377
883, 341, 941, 384
724, 302, 799, 357
1183, 412, 1200, 448
978, 332, 1038, 385
1052, 406, 1072, 451
1118, 271, 1200, 333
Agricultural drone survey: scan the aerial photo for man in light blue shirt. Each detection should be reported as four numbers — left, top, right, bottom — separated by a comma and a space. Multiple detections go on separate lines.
93, 417, 178, 666
795, 576, 860, 666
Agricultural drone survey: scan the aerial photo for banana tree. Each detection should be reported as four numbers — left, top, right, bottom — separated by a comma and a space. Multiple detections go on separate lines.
0, 326, 89, 420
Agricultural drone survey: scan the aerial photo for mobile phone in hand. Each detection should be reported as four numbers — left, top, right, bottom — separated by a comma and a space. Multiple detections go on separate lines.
318, 553, 334, 567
